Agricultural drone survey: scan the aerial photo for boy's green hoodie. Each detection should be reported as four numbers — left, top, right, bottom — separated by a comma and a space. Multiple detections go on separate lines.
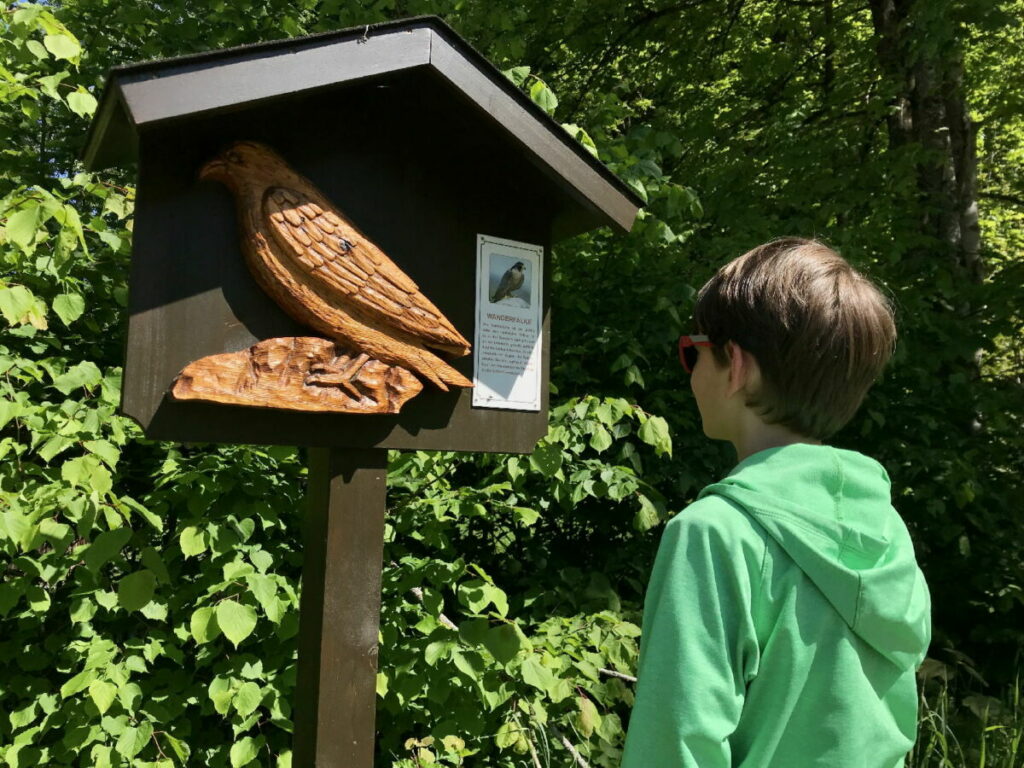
621, 443, 932, 767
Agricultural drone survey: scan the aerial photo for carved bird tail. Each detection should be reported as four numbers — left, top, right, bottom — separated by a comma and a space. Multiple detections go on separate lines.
375, 335, 472, 392
409, 349, 473, 392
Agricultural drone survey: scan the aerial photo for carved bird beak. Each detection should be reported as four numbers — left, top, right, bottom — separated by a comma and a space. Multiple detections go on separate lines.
199, 156, 227, 181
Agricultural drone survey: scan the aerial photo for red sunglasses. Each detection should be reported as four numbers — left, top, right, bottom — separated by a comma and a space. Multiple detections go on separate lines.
678, 334, 713, 373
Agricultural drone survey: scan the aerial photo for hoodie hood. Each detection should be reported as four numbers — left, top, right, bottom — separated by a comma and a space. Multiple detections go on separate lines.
700, 443, 931, 671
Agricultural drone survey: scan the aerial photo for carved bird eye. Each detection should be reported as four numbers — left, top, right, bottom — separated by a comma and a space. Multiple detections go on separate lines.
227, 151, 244, 165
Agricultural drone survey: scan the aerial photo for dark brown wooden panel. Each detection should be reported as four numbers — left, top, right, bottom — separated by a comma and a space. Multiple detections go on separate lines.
123, 70, 552, 452
293, 448, 388, 767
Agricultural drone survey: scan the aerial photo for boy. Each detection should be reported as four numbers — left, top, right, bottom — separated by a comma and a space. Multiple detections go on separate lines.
621, 238, 932, 767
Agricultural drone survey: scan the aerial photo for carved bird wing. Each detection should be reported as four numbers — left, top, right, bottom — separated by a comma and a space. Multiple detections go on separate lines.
263, 186, 470, 355
492, 269, 515, 302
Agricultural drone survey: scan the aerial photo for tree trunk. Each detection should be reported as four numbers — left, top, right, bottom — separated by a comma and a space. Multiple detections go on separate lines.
867, 0, 983, 280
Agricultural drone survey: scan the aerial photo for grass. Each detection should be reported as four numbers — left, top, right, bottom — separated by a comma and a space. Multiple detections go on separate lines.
909, 658, 1024, 768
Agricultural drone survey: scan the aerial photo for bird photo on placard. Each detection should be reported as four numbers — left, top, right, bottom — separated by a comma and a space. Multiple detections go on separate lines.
171, 141, 473, 415
489, 256, 530, 308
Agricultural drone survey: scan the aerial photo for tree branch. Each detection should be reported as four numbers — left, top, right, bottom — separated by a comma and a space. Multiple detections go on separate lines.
552, 727, 591, 768
599, 667, 638, 683
981, 191, 1024, 208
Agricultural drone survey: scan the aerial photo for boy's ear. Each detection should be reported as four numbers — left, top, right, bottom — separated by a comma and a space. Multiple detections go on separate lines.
725, 341, 755, 397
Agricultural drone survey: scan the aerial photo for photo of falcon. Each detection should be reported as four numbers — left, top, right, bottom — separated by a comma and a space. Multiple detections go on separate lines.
491, 261, 526, 303
199, 141, 472, 393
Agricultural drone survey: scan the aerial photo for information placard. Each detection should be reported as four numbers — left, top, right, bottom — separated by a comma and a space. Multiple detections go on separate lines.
472, 234, 544, 411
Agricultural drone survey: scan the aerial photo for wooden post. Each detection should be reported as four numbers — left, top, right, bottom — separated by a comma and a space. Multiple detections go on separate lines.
292, 448, 388, 768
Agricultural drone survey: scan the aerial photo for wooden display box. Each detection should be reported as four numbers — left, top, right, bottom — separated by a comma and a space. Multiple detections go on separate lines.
84, 15, 640, 454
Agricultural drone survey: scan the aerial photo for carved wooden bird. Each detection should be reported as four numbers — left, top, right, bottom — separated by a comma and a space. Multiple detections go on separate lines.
491, 261, 526, 303
199, 141, 472, 393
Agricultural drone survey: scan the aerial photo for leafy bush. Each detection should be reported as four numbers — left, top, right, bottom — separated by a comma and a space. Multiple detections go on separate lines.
3, 1, 1024, 766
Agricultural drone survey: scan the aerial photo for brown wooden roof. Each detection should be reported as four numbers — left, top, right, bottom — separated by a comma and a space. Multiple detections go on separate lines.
83, 16, 642, 235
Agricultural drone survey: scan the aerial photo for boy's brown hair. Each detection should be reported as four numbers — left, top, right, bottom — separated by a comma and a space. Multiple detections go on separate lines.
693, 237, 896, 439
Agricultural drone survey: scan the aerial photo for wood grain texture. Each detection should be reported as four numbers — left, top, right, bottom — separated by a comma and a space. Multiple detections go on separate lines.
171, 336, 422, 413
199, 141, 473, 393
293, 448, 387, 767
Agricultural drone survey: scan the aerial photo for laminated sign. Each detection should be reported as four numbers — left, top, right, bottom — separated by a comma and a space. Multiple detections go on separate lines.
473, 234, 544, 411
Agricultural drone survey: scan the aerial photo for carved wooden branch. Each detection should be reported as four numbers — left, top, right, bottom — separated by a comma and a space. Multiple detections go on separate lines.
172, 337, 422, 414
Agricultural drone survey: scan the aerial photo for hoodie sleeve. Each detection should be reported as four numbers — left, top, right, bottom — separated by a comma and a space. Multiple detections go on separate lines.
621, 498, 764, 767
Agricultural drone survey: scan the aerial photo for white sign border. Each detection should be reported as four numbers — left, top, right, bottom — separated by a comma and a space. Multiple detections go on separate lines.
472, 234, 544, 412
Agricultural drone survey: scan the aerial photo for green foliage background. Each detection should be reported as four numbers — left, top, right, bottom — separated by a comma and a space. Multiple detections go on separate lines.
1, 0, 1021, 766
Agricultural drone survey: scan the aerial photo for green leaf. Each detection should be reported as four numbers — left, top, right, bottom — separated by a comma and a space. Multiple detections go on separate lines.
37, 72, 66, 99
577, 695, 601, 738
118, 682, 142, 714
83, 527, 132, 572
459, 580, 509, 617
88, 680, 117, 715
246, 572, 282, 623
589, 424, 613, 453
180, 525, 207, 557
60, 202, 88, 252
0, 582, 21, 617
66, 88, 97, 118
249, 549, 273, 572
27, 584, 50, 612
563, 123, 600, 158
69, 596, 97, 624
520, 655, 555, 693
26, 39, 49, 60
60, 668, 97, 698
37, 434, 74, 462
101, 713, 129, 736
163, 732, 189, 762
190, 606, 221, 644
5, 204, 40, 249
634, 494, 661, 531
117, 569, 156, 611
638, 415, 672, 457
62, 455, 112, 494
503, 65, 531, 86
209, 675, 234, 714
121, 496, 162, 531
217, 600, 258, 647
140, 547, 170, 583
529, 80, 558, 114
115, 721, 153, 760
43, 33, 81, 62
230, 735, 263, 768
424, 640, 454, 666
1, 507, 37, 552
92, 743, 114, 768
97, 230, 121, 250
53, 360, 102, 395
483, 623, 523, 664
0, 399, 22, 430
495, 720, 519, 749
529, 441, 563, 478
52, 293, 85, 325
10, 700, 38, 729
0, 284, 46, 327
39, 517, 70, 543
513, 506, 540, 526
233, 681, 263, 718
84, 439, 120, 468
84, 638, 118, 670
